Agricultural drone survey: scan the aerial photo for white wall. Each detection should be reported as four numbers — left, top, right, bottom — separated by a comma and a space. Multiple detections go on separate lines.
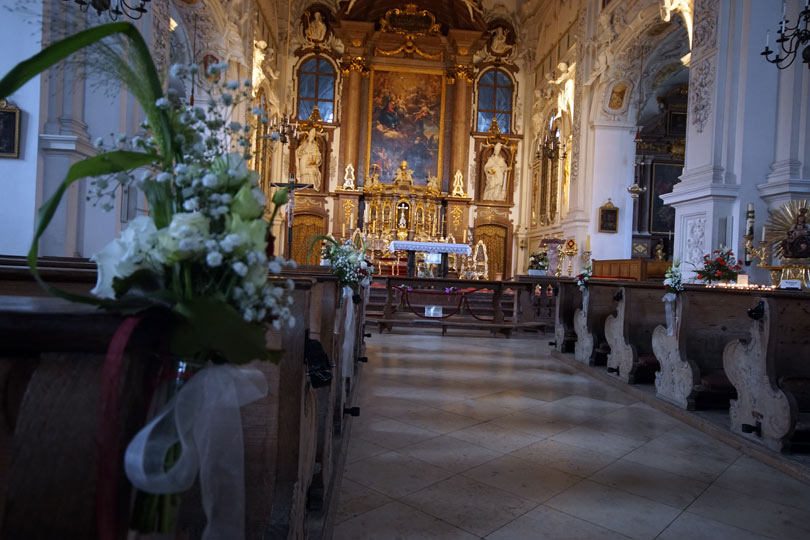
0, 3, 42, 255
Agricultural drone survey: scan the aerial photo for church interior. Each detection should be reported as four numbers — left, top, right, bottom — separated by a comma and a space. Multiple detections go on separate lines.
2, 0, 810, 538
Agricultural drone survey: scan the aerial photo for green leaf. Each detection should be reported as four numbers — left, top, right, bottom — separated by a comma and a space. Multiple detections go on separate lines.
307, 234, 338, 264
112, 268, 164, 298
26, 150, 160, 305
0, 21, 174, 164
171, 297, 281, 364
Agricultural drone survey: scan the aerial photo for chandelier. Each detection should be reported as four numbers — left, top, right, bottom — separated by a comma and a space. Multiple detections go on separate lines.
61, 0, 151, 21
761, 2, 810, 69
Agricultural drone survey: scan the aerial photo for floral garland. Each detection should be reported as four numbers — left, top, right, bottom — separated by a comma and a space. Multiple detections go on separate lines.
575, 265, 592, 292
662, 261, 683, 302
694, 248, 742, 283
528, 250, 549, 270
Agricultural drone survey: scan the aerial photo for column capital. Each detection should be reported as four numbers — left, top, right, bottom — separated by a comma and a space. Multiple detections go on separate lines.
447, 65, 476, 84
340, 56, 370, 76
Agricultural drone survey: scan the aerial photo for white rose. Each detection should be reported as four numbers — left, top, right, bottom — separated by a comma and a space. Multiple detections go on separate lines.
90, 216, 160, 299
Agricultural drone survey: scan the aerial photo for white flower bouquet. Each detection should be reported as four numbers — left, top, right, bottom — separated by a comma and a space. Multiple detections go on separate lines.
662, 261, 684, 302
575, 265, 592, 292
310, 236, 373, 300
0, 22, 294, 364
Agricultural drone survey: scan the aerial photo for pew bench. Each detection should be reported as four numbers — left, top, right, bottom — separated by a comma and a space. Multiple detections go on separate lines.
605, 285, 666, 384
652, 288, 751, 410
723, 294, 810, 453
573, 281, 623, 366
552, 280, 581, 354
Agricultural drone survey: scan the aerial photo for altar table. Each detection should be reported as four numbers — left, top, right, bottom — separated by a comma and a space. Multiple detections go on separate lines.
388, 241, 472, 277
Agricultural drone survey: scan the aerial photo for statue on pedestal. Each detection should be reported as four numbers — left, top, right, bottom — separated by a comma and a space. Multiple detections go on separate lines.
781, 208, 810, 259
483, 142, 510, 201
295, 128, 322, 191
393, 160, 414, 185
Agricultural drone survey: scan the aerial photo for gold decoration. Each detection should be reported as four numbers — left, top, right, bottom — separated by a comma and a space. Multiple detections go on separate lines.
451, 169, 466, 197
291, 214, 326, 265
340, 56, 370, 76
342, 199, 355, 227
375, 4, 443, 60
765, 199, 810, 259
475, 227, 506, 280
451, 206, 463, 228
379, 4, 441, 36
446, 65, 476, 84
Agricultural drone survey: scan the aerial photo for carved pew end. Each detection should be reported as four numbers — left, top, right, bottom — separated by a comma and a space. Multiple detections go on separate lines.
606, 366, 620, 376
741, 421, 762, 438
357, 356, 369, 363
343, 406, 361, 417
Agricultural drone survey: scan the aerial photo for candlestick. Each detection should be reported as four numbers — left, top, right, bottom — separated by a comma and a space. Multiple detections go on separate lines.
342, 223, 346, 238
766, 29, 770, 48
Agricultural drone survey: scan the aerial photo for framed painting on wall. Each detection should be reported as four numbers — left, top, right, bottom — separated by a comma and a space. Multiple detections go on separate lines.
367, 67, 445, 186
0, 100, 21, 159
650, 162, 682, 234
598, 200, 619, 233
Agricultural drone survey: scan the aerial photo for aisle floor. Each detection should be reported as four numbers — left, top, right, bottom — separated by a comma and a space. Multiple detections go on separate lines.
333, 330, 810, 540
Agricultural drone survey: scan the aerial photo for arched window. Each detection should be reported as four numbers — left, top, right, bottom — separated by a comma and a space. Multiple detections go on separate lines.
477, 69, 513, 133
297, 56, 336, 122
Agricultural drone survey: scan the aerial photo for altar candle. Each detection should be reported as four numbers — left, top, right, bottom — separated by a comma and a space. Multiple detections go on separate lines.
350, 214, 354, 230
463, 230, 467, 243
586, 235, 591, 252
342, 223, 346, 238
762, 227, 767, 242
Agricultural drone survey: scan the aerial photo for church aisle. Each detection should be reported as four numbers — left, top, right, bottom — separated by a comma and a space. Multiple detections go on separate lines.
333, 330, 810, 540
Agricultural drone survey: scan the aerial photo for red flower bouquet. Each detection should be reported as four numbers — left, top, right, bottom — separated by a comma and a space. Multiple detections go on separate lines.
695, 248, 743, 283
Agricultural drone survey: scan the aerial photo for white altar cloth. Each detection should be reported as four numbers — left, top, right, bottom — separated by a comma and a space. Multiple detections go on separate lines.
389, 241, 472, 255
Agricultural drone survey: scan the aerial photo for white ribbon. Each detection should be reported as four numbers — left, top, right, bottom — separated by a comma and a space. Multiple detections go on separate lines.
124, 365, 268, 540
341, 286, 356, 381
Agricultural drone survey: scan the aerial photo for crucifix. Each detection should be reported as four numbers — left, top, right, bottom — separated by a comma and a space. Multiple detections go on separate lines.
270, 173, 313, 259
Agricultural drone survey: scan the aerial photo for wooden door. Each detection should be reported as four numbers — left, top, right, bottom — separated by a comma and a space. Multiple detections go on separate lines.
475, 224, 507, 280
291, 213, 326, 265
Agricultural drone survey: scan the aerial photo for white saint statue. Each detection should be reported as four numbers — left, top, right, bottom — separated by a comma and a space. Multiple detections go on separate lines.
550, 62, 574, 119
296, 128, 322, 191
306, 12, 327, 42
490, 27, 511, 55
483, 143, 510, 201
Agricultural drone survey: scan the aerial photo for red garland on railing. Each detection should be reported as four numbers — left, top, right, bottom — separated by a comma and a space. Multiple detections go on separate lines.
392, 286, 516, 323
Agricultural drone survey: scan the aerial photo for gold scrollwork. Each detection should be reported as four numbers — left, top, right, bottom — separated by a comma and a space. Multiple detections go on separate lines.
342, 199, 355, 224
340, 56, 370, 76
379, 4, 441, 36
451, 206, 463, 228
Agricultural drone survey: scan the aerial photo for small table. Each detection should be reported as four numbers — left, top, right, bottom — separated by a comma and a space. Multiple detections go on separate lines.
388, 241, 472, 277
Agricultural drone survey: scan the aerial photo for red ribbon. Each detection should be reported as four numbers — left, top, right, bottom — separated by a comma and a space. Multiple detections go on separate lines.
96, 316, 143, 540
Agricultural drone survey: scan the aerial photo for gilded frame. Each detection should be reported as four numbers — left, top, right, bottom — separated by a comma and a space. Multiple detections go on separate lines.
598, 200, 619, 233
0, 100, 21, 159
366, 66, 446, 186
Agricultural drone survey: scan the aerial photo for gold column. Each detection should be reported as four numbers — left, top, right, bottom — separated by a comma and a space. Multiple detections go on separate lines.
341, 59, 366, 171
450, 67, 474, 178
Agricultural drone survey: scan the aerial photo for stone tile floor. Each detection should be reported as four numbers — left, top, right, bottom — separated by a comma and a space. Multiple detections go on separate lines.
333, 330, 810, 540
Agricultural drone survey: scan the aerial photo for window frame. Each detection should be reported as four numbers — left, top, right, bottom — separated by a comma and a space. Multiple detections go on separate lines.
296, 55, 337, 123
476, 68, 514, 134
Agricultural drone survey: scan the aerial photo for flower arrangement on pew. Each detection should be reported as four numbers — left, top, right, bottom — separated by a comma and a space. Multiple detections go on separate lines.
313, 236, 373, 302
0, 21, 295, 539
694, 248, 742, 284
662, 262, 684, 302
528, 250, 549, 275
575, 264, 592, 292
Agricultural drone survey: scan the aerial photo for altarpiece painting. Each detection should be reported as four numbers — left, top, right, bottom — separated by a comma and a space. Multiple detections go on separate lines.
367, 67, 445, 185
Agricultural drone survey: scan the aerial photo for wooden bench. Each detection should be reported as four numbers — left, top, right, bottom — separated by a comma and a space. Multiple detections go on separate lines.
573, 281, 623, 366
552, 280, 580, 353
605, 285, 667, 383
723, 294, 810, 453
0, 258, 367, 539
652, 288, 751, 410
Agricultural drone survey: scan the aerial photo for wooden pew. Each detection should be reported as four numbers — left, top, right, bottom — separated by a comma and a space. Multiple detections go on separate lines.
723, 294, 810, 453
0, 255, 95, 296
573, 281, 622, 365
652, 288, 751, 410
553, 279, 581, 353
0, 266, 362, 539
604, 285, 667, 383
